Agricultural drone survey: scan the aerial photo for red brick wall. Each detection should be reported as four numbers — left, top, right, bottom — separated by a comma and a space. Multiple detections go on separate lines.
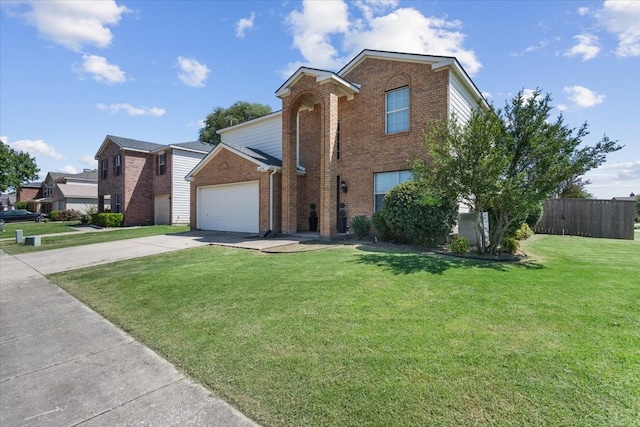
17, 187, 40, 202
280, 58, 450, 236
97, 140, 155, 226
189, 149, 280, 233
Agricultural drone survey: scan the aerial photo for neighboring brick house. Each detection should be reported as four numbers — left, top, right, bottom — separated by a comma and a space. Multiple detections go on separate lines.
186, 50, 485, 238
24, 170, 103, 214
95, 135, 213, 226
16, 182, 43, 205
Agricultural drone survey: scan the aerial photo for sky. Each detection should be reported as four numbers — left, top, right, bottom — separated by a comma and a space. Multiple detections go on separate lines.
1, 0, 638, 199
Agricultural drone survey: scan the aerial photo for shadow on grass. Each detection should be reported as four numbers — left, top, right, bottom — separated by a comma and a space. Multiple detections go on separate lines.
354, 245, 543, 275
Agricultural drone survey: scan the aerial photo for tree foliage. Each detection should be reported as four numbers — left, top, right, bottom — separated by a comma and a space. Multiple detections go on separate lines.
0, 140, 40, 193
414, 89, 622, 255
199, 101, 272, 145
555, 176, 594, 199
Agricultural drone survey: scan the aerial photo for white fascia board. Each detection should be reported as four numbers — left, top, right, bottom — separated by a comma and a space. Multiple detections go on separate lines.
185, 143, 272, 182
339, 50, 445, 76
217, 111, 283, 135
432, 58, 487, 107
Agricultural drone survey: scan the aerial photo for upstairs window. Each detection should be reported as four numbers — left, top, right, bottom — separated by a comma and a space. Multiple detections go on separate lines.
385, 86, 409, 134
101, 159, 108, 179
114, 194, 120, 213
114, 154, 121, 176
157, 153, 166, 175
336, 121, 341, 160
374, 170, 412, 212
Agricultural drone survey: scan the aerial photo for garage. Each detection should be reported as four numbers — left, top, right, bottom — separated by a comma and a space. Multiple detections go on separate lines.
197, 181, 259, 233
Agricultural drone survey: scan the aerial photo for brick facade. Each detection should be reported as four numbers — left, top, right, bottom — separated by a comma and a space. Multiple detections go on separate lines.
188, 51, 480, 238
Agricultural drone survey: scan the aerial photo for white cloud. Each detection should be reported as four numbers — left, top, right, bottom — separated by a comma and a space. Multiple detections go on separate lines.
563, 85, 605, 108
11, 0, 129, 52
564, 34, 600, 60
80, 154, 98, 166
511, 39, 549, 56
236, 12, 255, 39
577, 7, 590, 16
521, 88, 538, 101
97, 103, 166, 117
596, 0, 640, 57
176, 57, 211, 88
9, 139, 63, 160
283, 0, 481, 76
75, 54, 126, 84
584, 160, 640, 198
59, 165, 78, 174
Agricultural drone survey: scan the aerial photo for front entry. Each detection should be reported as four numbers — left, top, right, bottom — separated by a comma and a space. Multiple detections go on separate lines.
154, 194, 170, 225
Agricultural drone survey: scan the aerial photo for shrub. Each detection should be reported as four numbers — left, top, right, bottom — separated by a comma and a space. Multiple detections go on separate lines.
451, 237, 469, 254
49, 210, 60, 221
500, 237, 519, 254
515, 223, 534, 240
371, 211, 393, 241
378, 181, 458, 246
16, 201, 28, 210
350, 215, 372, 239
54, 209, 81, 221
80, 205, 98, 224
92, 213, 123, 227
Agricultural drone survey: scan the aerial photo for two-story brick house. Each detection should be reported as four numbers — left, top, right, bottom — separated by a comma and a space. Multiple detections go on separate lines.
95, 135, 213, 226
186, 50, 485, 238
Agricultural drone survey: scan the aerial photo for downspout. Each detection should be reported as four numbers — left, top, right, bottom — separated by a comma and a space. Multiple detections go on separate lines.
269, 168, 277, 232
296, 109, 301, 170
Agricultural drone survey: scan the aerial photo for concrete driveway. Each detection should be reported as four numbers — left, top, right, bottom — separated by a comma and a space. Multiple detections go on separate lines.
1, 230, 310, 426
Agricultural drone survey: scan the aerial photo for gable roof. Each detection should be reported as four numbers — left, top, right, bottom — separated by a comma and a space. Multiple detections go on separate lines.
95, 135, 166, 159
339, 49, 486, 106
166, 140, 215, 154
275, 67, 360, 100
186, 142, 292, 182
54, 183, 98, 199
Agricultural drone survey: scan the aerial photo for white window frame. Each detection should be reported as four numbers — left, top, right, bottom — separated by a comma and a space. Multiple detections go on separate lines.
374, 170, 412, 212
385, 86, 409, 134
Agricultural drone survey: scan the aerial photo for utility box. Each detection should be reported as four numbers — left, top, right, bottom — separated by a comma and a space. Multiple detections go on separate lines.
25, 236, 41, 246
15, 229, 24, 244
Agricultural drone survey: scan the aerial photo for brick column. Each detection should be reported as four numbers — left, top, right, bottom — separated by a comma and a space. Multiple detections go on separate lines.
319, 89, 339, 238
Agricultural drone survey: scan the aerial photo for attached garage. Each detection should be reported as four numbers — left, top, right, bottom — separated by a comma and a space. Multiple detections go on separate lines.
197, 181, 259, 233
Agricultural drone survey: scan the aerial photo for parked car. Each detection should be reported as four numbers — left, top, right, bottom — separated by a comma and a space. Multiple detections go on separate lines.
0, 209, 46, 223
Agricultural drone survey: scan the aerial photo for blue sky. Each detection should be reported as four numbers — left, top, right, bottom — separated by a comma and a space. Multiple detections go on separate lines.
1, 0, 638, 199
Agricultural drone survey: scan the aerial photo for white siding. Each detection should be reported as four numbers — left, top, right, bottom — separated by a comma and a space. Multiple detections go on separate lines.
449, 74, 476, 125
220, 113, 282, 158
172, 149, 208, 224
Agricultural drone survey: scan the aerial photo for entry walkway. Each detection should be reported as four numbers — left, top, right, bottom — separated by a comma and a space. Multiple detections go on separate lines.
1, 231, 313, 426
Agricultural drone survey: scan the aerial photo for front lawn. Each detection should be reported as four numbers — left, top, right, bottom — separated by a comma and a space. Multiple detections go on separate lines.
50, 235, 639, 427
0, 225, 189, 254
0, 220, 81, 238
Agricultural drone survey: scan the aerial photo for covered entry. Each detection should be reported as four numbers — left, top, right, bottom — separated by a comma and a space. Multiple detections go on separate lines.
197, 181, 259, 233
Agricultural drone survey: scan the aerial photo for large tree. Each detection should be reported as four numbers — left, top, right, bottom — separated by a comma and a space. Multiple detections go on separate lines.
555, 176, 594, 199
0, 140, 40, 193
199, 101, 272, 145
414, 89, 622, 255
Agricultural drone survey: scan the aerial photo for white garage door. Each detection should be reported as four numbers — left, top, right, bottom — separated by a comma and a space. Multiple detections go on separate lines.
197, 181, 259, 233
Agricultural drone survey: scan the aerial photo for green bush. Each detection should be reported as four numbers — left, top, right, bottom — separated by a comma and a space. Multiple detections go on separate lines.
92, 213, 123, 227
377, 181, 458, 246
515, 223, 534, 240
49, 210, 60, 221
50, 209, 81, 221
500, 237, 519, 254
451, 237, 469, 254
16, 201, 28, 210
350, 215, 372, 239
372, 211, 393, 241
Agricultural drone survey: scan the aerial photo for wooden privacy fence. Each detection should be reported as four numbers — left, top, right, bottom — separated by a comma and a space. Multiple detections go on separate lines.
534, 198, 635, 240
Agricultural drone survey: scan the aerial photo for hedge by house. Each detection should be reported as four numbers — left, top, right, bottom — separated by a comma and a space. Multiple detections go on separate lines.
91, 213, 123, 227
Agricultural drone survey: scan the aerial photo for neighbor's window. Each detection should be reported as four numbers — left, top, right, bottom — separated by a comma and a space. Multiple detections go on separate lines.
157, 153, 166, 175
114, 194, 120, 213
385, 86, 409, 134
374, 170, 412, 211
101, 159, 108, 179
114, 154, 121, 176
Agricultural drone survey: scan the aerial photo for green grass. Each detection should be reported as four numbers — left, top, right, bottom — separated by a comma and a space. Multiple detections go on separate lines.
50, 235, 640, 427
0, 224, 189, 254
0, 220, 82, 237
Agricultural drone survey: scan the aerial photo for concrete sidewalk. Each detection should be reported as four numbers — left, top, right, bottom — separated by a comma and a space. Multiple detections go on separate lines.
0, 231, 313, 426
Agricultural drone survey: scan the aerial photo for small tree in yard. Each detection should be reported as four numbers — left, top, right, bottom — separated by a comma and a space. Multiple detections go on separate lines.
413, 89, 622, 255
